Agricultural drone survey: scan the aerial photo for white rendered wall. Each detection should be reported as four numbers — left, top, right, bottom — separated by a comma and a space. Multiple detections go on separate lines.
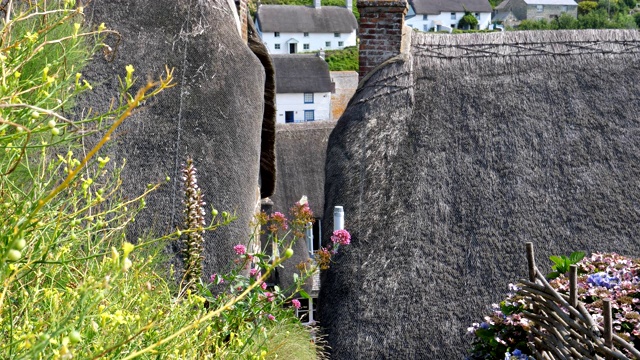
276, 92, 332, 123
405, 11, 492, 31
258, 30, 357, 54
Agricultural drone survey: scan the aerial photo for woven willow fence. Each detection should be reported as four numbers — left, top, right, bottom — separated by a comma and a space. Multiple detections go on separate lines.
520, 243, 640, 360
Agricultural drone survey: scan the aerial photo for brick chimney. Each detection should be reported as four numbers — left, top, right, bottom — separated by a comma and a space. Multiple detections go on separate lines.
235, 0, 249, 43
357, 0, 408, 79
314, 0, 321, 8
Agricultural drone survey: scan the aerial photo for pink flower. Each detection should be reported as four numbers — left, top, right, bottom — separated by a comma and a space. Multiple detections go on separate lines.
264, 292, 275, 302
250, 268, 260, 277
267, 314, 275, 321
261, 281, 267, 290
234, 244, 246, 255
209, 273, 223, 284
292, 299, 301, 309
331, 229, 351, 246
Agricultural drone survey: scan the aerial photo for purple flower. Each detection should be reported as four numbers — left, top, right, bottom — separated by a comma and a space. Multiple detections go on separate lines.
267, 314, 275, 321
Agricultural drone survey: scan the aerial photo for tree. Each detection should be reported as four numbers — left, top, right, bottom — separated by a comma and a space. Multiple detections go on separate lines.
458, 11, 479, 29
578, 1, 599, 15
552, 13, 579, 29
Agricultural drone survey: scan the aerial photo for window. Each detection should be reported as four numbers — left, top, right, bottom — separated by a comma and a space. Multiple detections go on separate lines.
560, 5, 568, 12
295, 297, 317, 325
303, 43, 310, 50
423, 14, 429, 20
334, 32, 340, 37
475, 12, 480, 19
536, 5, 543, 12
423, 24, 429, 31
274, 32, 280, 37
304, 93, 314, 104
304, 110, 314, 121
274, 43, 280, 50
325, 41, 331, 48
338, 41, 344, 47
303, 32, 309, 37
451, 23, 456, 28
451, 12, 456, 20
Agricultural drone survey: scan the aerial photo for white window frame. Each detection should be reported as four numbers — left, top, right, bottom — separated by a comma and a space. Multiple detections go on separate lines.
338, 41, 344, 47
274, 43, 280, 50
325, 41, 331, 48
560, 5, 568, 12
451, 12, 456, 20
423, 14, 428, 20
274, 32, 280, 37
303, 43, 310, 50
334, 32, 340, 38
295, 297, 317, 325
536, 5, 544, 12
304, 93, 314, 104
303, 32, 309, 37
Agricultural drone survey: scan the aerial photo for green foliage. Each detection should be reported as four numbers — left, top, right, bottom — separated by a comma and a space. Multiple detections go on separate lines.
578, 1, 599, 15
633, 11, 640, 27
489, 0, 504, 8
551, 12, 579, 29
324, 46, 358, 71
458, 12, 479, 30
518, 18, 551, 30
547, 251, 585, 279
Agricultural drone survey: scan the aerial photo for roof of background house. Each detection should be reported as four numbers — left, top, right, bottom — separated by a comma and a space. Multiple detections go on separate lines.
319, 29, 640, 359
409, 0, 492, 14
256, 5, 357, 33
493, 11, 516, 21
523, 0, 577, 5
272, 55, 333, 93
495, 0, 511, 10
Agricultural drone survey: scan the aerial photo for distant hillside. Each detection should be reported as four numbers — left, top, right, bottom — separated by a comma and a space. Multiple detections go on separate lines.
250, 0, 359, 19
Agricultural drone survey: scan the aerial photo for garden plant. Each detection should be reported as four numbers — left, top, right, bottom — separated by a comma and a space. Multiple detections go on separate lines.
0, 1, 349, 358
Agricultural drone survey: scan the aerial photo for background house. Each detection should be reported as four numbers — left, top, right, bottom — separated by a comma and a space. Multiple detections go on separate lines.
405, 0, 493, 31
255, 0, 357, 54
273, 54, 334, 123
508, 0, 578, 21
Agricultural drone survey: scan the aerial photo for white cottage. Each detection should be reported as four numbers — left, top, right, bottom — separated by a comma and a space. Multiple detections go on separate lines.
255, 0, 357, 54
405, 0, 493, 31
273, 54, 334, 124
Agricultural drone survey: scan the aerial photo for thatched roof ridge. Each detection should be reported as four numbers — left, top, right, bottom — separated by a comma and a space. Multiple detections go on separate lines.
319, 29, 640, 359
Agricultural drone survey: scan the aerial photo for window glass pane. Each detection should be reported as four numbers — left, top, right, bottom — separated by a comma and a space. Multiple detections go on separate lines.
303, 44, 310, 50
451, 12, 456, 19
304, 32, 309, 37
274, 44, 280, 49
338, 41, 344, 47
334, 33, 340, 37
325, 41, 331, 47
304, 110, 314, 121
304, 93, 313, 103
275, 32, 280, 37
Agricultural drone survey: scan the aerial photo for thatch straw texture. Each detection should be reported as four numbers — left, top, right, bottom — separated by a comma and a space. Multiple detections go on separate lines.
271, 121, 337, 294
81, 0, 275, 280
319, 29, 640, 359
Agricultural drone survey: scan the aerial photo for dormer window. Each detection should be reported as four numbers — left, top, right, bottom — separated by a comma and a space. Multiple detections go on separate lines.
274, 32, 280, 37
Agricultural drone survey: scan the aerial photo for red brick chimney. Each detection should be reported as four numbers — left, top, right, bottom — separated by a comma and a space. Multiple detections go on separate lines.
235, 0, 249, 43
357, 0, 408, 79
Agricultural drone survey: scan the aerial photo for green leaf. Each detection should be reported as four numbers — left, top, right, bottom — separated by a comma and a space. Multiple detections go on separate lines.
549, 255, 564, 265
298, 290, 310, 299
569, 251, 585, 264
547, 271, 561, 279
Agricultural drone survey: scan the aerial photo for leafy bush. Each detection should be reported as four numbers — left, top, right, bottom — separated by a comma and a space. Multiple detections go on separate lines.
468, 252, 640, 359
324, 46, 358, 71
579, 1, 600, 15
459, 12, 479, 30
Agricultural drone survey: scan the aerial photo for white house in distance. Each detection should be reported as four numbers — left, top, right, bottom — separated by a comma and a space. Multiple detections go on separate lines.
273, 54, 334, 124
255, 0, 357, 54
405, 0, 493, 31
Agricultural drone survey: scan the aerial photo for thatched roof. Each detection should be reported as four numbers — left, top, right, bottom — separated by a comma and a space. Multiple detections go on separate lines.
319, 29, 640, 359
81, 0, 275, 279
410, 0, 492, 14
256, 5, 357, 33
272, 55, 334, 94
271, 121, 336, 219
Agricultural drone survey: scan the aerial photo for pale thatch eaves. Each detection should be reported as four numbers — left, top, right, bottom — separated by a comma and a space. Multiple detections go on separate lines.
410, 0, 492, 14
319, 29, 640, 359
273, 55, 333, 94
256, 5, 357, 33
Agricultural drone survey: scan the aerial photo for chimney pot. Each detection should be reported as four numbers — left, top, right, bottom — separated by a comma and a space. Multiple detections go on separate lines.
314, 0, 321, 8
